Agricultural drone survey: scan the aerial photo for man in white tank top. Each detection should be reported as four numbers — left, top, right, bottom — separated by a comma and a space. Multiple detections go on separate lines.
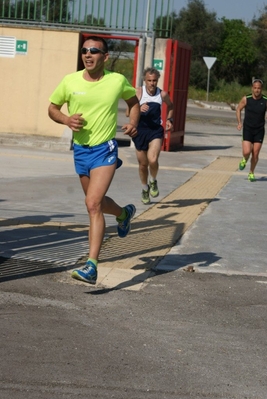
132, 67, 173, 204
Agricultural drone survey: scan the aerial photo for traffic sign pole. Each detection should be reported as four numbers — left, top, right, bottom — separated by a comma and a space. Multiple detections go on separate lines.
203, 57, 216, 101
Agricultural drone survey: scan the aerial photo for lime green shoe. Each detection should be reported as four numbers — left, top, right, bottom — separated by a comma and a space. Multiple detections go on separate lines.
141, 189, 150, 205
149, 180, 159, 197
248, 172, 256, 182
239, 158, 247, 170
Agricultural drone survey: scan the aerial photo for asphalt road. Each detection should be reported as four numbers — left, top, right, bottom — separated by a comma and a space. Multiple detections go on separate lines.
186, 100, 236, 123
0, 104, 266, 399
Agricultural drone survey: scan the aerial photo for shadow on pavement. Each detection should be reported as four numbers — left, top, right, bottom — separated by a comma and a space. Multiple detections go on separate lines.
86, 250, 221, 295
0, 195, 220, 285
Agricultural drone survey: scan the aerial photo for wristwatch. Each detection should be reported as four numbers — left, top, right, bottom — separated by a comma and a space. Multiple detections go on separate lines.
167, 118, 173, 124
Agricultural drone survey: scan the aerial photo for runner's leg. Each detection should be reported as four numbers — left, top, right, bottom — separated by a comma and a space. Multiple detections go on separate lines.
147, 138, 162, 179
79, 163, 119, 260
242, 140, 252, 161
135, 149, 149, 185
250, 142, 262, 173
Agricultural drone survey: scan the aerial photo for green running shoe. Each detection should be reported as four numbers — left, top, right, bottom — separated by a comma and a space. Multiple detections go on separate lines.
141, 189, 150, 205
248, 172, 256, 182
149, 180, 159, 197
239, 158, 247, 170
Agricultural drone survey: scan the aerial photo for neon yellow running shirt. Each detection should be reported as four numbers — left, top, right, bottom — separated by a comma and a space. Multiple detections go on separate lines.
49, 69, 136, 146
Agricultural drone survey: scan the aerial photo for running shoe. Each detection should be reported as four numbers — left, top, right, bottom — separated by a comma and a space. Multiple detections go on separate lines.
117, 204, 136, 238
248, 172, 256, 182
141, 189, 150, 205
239, 158, 247, 170
71, 260, 97, 284
149, 180, 159, 197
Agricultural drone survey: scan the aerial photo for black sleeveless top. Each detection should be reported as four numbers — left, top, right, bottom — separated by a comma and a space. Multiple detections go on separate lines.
244, 94, 267, 129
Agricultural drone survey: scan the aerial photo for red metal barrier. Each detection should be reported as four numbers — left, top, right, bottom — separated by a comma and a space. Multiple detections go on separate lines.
162, 39, 191, 151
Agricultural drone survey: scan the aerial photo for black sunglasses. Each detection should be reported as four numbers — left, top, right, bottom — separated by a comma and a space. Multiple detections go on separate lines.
81, 47, 105, 55
252, 79, 263, 84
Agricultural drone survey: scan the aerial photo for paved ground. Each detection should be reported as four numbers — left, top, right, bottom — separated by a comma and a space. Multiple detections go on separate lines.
0, 102, 266, 398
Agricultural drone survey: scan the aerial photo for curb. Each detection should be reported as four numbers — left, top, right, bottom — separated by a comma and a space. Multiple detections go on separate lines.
193, 100, 236, 111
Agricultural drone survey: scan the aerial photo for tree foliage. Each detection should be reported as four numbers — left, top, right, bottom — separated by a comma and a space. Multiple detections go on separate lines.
79, 14, 105, 27
169, 0, 223, 89
156, 0, 267, 88
2, 0, 267, 89
154, 12, 178, 38
214, 18, 257, 85
106, 40, 135, 75
250, 6, 267, 83
0, 0, 71, 22
173, 0, 223, 61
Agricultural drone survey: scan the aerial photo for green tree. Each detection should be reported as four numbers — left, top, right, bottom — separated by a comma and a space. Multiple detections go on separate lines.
41, 0, 71, 22
82, 14, 105, 26
0, 0, 35, 19
154, 11, 178, 38
214, 18, 257, 85
106, 40, 135, 82
0, 0, 11, 17
170, 0, 222, 89
0, 0, 71, 22
174, 0, 223, 61
190, 59, 217, 90
250, 6, 267, 83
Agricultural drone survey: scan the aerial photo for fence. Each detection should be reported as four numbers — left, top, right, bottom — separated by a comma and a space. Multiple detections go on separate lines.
0, 0, 175, 36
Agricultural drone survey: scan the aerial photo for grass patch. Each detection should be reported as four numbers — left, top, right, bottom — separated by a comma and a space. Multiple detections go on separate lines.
188, 81, 251, 104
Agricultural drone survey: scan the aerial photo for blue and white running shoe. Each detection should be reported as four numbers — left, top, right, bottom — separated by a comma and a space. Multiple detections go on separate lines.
71, 261, 97, 285
117, 204, 136, 238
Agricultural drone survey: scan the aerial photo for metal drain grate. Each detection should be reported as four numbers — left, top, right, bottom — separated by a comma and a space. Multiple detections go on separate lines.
0, 256, 71, 282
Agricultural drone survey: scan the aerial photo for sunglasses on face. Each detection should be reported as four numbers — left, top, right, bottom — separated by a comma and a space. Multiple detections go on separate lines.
252, 79, 263, 85
81, 47, 105, 55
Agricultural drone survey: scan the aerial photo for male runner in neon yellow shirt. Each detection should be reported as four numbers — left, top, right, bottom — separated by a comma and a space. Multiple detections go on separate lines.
48, 36, 140, 285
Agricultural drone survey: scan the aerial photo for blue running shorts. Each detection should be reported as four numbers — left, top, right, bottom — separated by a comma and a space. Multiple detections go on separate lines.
73, 139, 122, 176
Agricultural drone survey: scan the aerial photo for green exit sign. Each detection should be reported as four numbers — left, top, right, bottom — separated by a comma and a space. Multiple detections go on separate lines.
153, 59, 163, 70
16, 40, 28, 54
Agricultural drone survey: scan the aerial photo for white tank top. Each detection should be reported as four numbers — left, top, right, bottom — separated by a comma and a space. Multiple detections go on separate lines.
140, 86, 162, 106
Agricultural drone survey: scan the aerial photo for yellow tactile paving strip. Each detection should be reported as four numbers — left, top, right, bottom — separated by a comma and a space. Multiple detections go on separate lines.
97, 156, 238, 275
1, 156, 239, 290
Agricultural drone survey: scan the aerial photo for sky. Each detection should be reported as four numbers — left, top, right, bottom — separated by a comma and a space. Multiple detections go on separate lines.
173, 0, 267, 24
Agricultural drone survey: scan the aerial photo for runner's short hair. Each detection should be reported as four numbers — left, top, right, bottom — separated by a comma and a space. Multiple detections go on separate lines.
143, 67, 160, 80
82, 36, 108, 53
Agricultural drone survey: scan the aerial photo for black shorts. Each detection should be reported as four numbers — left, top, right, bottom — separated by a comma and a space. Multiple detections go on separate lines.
132, 126, 164, 151
243, 126, 265, 143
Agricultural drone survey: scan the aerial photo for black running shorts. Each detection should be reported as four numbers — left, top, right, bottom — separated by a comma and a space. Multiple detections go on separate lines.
132, 126, 164, 151
243, 125, 265, 143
